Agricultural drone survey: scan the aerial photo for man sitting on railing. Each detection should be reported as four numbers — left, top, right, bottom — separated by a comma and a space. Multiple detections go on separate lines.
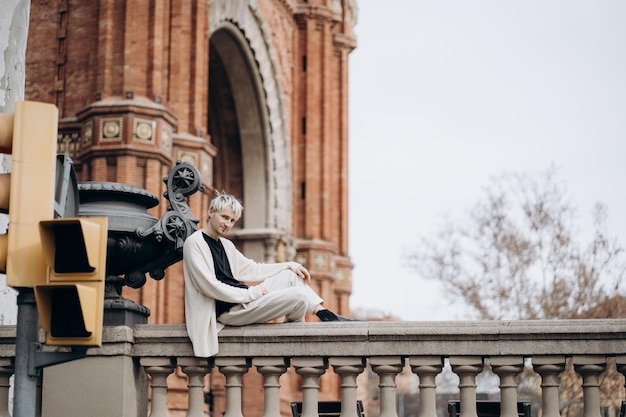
183, 191, 351, 357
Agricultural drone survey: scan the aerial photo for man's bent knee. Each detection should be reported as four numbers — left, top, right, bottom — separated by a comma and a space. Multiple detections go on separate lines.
285, 298, 307, 322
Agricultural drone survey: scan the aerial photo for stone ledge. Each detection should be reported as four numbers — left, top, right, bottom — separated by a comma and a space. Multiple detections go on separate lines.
129, 319, 626, 358
0, 326, 15, 357
5, 320, 626, 359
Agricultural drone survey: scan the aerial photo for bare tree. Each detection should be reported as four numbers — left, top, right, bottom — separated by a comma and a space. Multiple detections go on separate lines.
404, 168, 626, 417
404, 167, 626, 320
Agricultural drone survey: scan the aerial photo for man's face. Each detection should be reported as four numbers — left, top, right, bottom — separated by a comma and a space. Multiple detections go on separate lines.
207, 208, 239, 237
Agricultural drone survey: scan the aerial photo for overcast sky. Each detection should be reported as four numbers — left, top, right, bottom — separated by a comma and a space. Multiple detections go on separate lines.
347, 1, 626, 320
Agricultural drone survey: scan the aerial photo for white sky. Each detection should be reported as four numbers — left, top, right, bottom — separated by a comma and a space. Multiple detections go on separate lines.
347, 1, 626, 321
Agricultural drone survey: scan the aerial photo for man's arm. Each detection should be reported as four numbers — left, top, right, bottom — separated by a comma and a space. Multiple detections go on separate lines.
183, 234, 265, 304
228, 244, 310, 284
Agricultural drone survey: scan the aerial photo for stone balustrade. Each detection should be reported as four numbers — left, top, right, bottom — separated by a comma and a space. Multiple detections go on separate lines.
0, 319, 625, 417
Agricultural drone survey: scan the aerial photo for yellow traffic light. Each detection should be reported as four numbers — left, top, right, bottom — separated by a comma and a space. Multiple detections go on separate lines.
36, 217, 108, 347
0, 101, 108, 348
0, 100, 58, 287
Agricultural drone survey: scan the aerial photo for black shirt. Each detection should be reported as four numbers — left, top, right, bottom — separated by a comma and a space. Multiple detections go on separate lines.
202, 233, 248, 317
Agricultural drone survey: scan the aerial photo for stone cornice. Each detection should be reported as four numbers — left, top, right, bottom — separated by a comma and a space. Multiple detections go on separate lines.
76, 96, 178, 126
4, 319, 626, 358
75, 145, 174, 167
293, 4, 342, 24
333, 32, 357, 52
172, 132, 218, 157
128, 319, 626, 358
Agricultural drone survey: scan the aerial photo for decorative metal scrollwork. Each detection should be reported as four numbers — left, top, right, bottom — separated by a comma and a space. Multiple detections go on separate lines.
128, 160, 205, 285
165, 162, 204, 213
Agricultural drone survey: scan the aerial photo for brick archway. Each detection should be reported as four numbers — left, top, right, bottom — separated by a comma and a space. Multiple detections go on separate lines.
209, 1, 293, 261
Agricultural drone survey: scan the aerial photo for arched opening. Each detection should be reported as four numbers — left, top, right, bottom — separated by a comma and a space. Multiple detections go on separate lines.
208, 2, 295, 257
208, 26, 269, 233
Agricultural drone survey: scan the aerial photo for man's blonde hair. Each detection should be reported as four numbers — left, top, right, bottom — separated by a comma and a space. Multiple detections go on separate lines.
209, 191, 243, 220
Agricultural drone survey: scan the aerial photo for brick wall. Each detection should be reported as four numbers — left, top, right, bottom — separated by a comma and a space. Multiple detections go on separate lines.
25, 0, 357, 415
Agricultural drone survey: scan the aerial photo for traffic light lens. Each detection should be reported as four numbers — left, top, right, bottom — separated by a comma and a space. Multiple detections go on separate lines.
53, 223, 95, 273
49, 286, 91, 338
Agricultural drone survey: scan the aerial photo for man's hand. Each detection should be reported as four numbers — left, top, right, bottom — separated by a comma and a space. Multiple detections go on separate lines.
295, 265, 311, 283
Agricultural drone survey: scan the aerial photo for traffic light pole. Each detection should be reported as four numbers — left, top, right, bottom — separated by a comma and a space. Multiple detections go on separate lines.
12, 288, 90, 417
13, 288, 39, 417
1, 101, 96, 416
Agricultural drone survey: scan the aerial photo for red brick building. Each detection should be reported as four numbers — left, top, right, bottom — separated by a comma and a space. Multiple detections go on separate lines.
25, 0, 357, 415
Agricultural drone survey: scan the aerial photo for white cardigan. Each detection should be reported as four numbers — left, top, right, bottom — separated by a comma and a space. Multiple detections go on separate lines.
183, 230, 300, 357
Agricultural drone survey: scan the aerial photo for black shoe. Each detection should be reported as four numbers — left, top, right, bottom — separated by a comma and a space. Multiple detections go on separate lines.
316, 309, 360, 322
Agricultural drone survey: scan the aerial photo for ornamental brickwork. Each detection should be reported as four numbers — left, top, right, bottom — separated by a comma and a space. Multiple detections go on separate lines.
25, 0, 357, 415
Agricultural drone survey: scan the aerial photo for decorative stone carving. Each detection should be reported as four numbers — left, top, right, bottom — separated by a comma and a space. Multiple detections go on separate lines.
313, 253, 328, 271
346, 0, 358, 30
100, 117, 123, 142
331, 0, 342, 15
133, 117, 156, 144
176, 150, 199, 168
58, 132, 80, 158
201, 154, 212, 187
160, 123, 172, 152
295, 253, 308, 268
82, 120, 93, 146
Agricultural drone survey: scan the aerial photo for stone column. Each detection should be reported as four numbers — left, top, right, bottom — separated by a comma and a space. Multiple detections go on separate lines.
330, 357, 366, 417
490, 357, 524, 417
370, 356, 405, 417
253, 357, 290, 417
532, 356, 566, 417
450, 356, 484, 417
573, 356, 606, 417
409, 356, 443, 417
616, 355, 626, 395
179, 357, 213, 417
141, 357, 177, 417
215, 357, 251, 417
293, 357, 329, 417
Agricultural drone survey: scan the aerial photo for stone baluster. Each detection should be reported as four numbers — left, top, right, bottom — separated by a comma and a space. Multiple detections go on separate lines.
490, 357, 525, 417
140, 357, 177, 417
617, 355, 626, 395
532, 356, 566, 417
450, 357, 484, 417
179, 357, 214, 417
0, 359, 13, 417
215, 357, 251, 417
293, 357, 329, 417
409, 356, 443, 417
330, 357, 366, 417
370, 356, 405, 417
253, 357, 290, 417
573, 356, 606, 417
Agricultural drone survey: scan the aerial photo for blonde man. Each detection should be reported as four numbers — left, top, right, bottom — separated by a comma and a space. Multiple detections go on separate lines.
183, 192, 350, 357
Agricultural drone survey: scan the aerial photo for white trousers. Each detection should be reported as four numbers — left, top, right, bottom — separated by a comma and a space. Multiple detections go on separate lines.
217, 270, 324, 326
